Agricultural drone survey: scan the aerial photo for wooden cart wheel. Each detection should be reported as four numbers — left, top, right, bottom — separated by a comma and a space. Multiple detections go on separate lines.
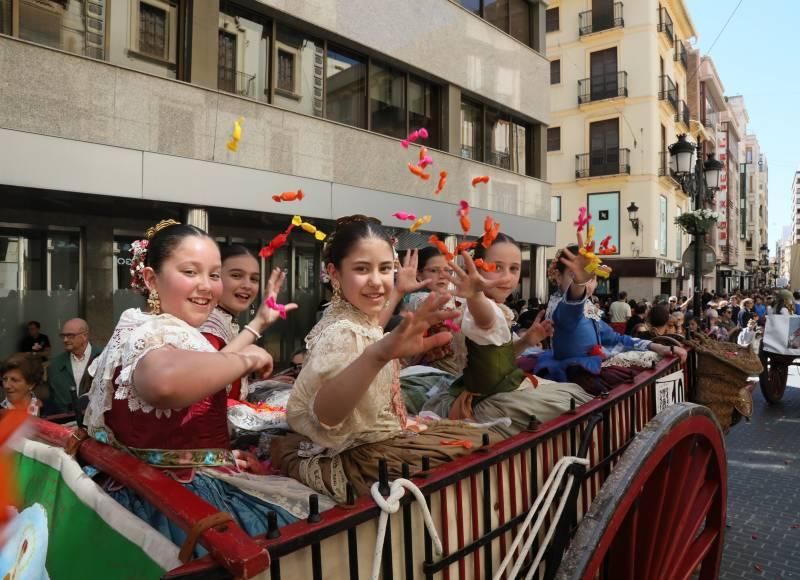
555, 403, 726, 580
758, 350, 788, 405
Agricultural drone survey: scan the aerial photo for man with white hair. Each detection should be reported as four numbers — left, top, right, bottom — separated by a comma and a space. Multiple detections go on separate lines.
46, 318, 103, 414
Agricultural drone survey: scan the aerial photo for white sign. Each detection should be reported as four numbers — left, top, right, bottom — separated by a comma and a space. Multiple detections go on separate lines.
655, 370, 686, 413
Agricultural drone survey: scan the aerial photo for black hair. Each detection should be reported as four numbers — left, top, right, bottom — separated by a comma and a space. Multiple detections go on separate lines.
26, 320, 41, 329
555, 244, 580, 273
323, 215, 393, 269
634, 302, 648, 316
1, 353, 43, 386
619, 291, 628, 300
145, 223, 212, 274
647, 304, 670, 327
416, 246, 443, 273
473, 232, 517, 261
220, 244, 256, 263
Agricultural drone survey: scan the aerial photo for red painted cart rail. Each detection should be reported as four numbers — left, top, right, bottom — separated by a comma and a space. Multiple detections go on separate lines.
28, 356, 695, 579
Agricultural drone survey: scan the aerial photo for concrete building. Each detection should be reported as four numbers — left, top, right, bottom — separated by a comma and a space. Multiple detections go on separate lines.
0, 0, 554, 360
546, 0, 697, 300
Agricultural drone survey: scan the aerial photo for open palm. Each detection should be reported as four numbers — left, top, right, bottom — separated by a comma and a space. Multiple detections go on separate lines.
448, 252, 502, 299
256, 268, 298, 326
375, 292, 458, 361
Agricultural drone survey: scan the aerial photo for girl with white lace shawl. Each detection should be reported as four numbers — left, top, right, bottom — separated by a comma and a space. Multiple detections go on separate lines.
272, 216, 496, 503
85, 220, 331, 556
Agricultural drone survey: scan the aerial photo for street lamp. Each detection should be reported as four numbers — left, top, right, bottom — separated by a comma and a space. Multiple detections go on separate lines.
668, 134, 722, 319
759, 244, 770, 287
627, 202, 640, 236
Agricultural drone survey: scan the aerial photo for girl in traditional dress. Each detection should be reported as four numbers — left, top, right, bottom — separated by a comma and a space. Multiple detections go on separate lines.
272, 216, 495, 503
85, 220, 326, 554
422, 234, 594, 437
199, 244, 294, 402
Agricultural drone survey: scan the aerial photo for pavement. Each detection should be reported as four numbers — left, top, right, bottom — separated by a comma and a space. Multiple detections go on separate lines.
718, 366, 800, 579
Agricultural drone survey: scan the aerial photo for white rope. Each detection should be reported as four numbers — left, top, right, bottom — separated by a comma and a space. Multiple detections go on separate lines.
493, 456, 590, 580
369, 478, 443, 580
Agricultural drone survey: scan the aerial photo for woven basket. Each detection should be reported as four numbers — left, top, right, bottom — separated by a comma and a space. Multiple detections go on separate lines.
686, 335, 763, 432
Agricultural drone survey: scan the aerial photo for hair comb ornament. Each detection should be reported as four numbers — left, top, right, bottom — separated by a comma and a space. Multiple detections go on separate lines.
144, 219, 181, 240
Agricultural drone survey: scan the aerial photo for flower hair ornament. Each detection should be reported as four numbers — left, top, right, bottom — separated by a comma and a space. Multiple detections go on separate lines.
129, 219, 181, 294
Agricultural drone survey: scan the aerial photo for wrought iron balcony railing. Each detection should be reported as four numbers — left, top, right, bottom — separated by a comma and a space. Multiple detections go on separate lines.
578, 71, 628, 104
674, 39, 688, 70
218, 69, 257, 99
658, 7, 674, 45
579, 2, 624, 36
658, 75, 678, 111
676, 100, 690, 126
576, 148, 631, 178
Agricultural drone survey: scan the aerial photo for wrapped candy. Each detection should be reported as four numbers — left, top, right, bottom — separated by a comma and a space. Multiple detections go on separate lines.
291, 216, 326, 241
409, 215, 432, 233
481, 216, 500, 248
272, 190, 303, 202
227, 117, 244, 152
428, 235, 454, 261
258, 224, 294, 259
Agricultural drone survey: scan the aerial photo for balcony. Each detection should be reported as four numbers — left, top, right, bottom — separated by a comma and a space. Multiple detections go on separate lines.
579, 2, 624, 36
578, 71, 628, 105
658, 75, 678, 111
218, 69, 257, 99
676, 100, 690, 126
658, 151, 672, 178
674, 39, 688, 70
658, 7, 674, 45
576, 148, 631, 178
703, 111, 718, 130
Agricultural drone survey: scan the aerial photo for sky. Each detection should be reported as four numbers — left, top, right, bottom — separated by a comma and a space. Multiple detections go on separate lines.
686, 0, 800, 255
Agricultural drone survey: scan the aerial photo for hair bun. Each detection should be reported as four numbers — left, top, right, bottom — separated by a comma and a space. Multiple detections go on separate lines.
144, 219, 181, 240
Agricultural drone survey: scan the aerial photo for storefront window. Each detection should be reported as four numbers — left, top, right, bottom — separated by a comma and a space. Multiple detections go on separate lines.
273, 26, 324, 118
369, 61, 406, 139
0, 229, 80, 359
325, 44, 367, 129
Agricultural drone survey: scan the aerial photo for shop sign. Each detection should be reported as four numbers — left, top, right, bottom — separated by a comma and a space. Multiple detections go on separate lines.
658, 260, 679, 278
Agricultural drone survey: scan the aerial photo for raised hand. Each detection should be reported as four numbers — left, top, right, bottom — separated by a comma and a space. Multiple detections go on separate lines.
395, 249, 431, 296
255, 268, 298, 327
372, 292, 458, 363
448, 252, 502, 299
518, 310, 554, 347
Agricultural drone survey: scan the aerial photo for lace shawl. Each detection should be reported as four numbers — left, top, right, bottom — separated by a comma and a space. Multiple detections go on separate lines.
287, 296, 404, 453
198, 307, 249, 399
85, 308, 218, 439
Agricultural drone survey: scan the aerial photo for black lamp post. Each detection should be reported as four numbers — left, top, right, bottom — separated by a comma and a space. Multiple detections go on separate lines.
627, 202, 640, 236
668, 134, 723, 319
759, 243, 770, 287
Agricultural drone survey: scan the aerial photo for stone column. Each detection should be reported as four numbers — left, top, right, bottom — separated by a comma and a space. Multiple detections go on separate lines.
185, 208, 209, 232
534, 245, 548, 302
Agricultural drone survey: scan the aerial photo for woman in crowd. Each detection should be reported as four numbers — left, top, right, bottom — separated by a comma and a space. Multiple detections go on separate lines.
274, 216, 493, 503
1, 354, 46, 416
422, 235, 593, 436
200, 244, 295, 401
85, 220, 318, 551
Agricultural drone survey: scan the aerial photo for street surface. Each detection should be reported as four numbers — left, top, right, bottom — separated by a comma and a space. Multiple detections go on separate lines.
719, 367, 800, 579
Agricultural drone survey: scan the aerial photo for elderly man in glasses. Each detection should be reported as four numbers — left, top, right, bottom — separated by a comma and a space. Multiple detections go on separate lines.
46, 318, 103, 415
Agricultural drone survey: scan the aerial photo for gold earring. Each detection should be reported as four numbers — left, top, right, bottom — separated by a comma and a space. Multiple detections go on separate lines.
148, 289, 162, 314
332, 281, 342, 300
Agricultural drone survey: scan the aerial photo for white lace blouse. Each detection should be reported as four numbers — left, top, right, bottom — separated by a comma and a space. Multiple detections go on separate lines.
286, 298, 404, 453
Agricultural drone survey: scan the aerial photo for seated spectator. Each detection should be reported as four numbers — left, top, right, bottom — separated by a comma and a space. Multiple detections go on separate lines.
2, 353, 55, 416
18, 321, 51, 360
625, 303, 648, 336
47, 318, 103, 415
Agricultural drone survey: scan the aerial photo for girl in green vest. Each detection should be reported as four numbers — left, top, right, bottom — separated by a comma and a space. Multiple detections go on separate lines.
423, 234, 593, 437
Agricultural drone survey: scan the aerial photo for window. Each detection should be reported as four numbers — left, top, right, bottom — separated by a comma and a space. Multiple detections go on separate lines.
546, 7, 559, 32
409, 76, 441, 149
460, 0, 533, 46
0, 0, 10, 35
659, 195, 668, 256
484, 0, 509, 33
550, 59, 561, 85
129, 0, 177, 64
547, 127, 561, 152
369, 61, 406, 139
16, 0, 106, 59
746, 148, 753, 163
218, 30, 238, 94
218, 8, 268, 101
460, 99, 483, 162
273, 27, 323, 118
551, 196, 562, 222
460, 0, 481, 14
325, 45, 367, 129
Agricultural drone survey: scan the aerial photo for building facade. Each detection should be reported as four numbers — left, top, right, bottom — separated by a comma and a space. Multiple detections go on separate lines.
546, 0, 697, 301
0, 0, 554, 360
793, 171, 800, 244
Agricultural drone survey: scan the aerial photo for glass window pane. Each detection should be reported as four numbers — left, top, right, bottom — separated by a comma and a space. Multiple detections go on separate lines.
460, 99, 483, 162
139, 2, 167, 58
484, 0, 509, 33
0, 0, 11, 35
459, 0, 481, 15
325, 44, 367, 129
550, 59, 560, 84
486, 108, 512, 170
370, 61, 406, 139
274, 26, 324, 118
509, 0, 531, 45
408, 76, 440, 149
546, 7, 559, 32
19, 0, 103, 57
547, 127, 560, 152
511, 121, 527, 174
218, 10, 268, 101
